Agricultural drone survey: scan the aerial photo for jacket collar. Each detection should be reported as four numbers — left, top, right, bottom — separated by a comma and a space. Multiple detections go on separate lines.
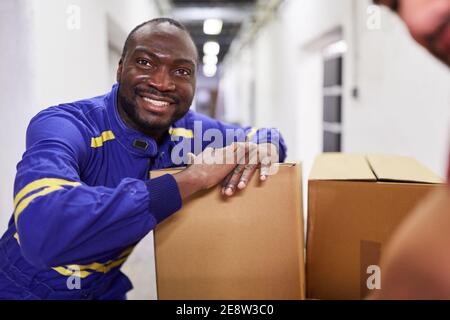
105, 84, 164, 158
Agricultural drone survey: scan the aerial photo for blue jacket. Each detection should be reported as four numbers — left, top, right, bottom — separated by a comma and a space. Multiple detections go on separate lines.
0, 84, 286, 300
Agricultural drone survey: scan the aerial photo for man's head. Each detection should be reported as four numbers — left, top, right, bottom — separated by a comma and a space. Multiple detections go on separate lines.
375, 0, 450, 66
116, 18, 198, 139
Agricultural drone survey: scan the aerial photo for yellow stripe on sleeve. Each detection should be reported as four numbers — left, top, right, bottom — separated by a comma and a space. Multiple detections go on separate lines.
14, 186, 64, 224
52, 245, 135, 279
52, 266, 92, 279
14, 178, 82, 208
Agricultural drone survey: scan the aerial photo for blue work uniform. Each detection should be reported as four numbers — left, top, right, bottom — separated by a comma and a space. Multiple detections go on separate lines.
0, 84, 286, 300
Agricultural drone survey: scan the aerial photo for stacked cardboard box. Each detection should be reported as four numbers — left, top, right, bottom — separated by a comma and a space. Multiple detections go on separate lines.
153, 163, 305, 300
151, 154, 444, 300
306, 153, 444, 299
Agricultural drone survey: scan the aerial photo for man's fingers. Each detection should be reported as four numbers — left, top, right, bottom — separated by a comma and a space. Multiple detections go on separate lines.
213, 143, 278, 195
221, 170, 234, 193
259, 156, 280, 179
238, 164, 258, 189
260, 157, 273, 180
258, 143, 279, 179
221, 143, 254, 196
224, 164, 245, 196
235, 145, 259, 189
187, 152, 196, 166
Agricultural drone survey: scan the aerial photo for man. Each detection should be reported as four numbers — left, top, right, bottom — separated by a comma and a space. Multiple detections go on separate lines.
0, 18, 286, 300
370, 0, 450, 299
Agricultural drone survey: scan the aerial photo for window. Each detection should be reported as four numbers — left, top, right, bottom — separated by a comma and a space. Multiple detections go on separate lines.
322, 40, 346, 152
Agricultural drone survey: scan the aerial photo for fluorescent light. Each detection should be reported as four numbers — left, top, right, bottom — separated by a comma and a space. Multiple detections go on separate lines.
203, 64, 217, 77
203, 54, 218, 66
203, 18, 223, 35
203, 41, 220, 56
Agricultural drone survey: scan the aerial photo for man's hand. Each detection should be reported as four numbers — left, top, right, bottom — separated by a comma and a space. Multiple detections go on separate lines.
221, 142, 279, 197
173, 143, 244, 200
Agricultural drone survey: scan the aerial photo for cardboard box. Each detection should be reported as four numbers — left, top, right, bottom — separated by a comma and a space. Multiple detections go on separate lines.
153, 163, 305, 300
306, 153, 445, 300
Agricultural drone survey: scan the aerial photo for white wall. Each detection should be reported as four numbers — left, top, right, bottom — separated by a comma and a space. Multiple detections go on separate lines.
0, 0, 161, 299
222, 0, 354, 163
220, 46, 253, 125
31, 0, 163, 108
280, 0, 355, 184
31, 0, 109, 108
0, 0, 36, 237
221, 0, 356, 217
220, 0, 449, 227
222, 0, 450, 178
346, 0, 450, 176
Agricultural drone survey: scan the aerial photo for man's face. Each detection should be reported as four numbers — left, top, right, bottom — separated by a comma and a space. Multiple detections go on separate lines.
397, 0, 450, 66
117, 23, 197, 133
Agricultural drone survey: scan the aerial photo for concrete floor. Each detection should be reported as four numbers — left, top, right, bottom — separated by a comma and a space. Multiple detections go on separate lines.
122, 231, 158, 300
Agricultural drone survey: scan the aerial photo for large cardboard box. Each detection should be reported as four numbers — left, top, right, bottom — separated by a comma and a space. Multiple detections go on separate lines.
306, 153, 445, 300
153, 163, 305, 300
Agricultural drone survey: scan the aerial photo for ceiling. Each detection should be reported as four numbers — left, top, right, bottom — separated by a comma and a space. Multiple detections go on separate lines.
169, 0, 258, 63
171, 0, 256, 7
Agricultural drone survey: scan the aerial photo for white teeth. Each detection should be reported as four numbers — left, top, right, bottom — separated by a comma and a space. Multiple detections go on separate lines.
142, 97, 170, 107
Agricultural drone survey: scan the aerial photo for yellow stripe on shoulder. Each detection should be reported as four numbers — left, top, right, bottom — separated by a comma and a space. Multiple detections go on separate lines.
169, 127, 193, 139
91, 130, 115, 148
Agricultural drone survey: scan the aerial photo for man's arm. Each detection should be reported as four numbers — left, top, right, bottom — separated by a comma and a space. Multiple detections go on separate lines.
14, 111, 239, 269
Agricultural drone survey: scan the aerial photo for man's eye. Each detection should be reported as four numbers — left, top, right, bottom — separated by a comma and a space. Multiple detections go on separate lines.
137, 59, 151, 67
175, 69, 191, 76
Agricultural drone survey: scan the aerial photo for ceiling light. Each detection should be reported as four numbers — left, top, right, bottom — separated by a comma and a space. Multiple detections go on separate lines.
203, 41, 220, 56
203, 64, 217, 78
203, 18, 223, 35
203, 54, 218, 66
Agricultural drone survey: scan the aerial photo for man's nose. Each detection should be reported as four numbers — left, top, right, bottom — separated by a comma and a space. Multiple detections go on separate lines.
147, 68, 176, 92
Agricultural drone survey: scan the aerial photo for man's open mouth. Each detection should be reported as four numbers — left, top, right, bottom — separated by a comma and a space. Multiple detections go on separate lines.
142, 96, 170, 107
137, 95, 173, 114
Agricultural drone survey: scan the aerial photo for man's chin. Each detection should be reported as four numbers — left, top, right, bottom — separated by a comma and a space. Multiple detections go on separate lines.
137, 115, 173, 132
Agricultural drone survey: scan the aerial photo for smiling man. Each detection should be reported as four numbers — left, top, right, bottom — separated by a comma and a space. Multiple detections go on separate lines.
117, 20, 198, 141
0, 18, 286, 300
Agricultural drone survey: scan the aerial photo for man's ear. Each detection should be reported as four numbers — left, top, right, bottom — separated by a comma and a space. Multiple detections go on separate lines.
116, 58, 123, 83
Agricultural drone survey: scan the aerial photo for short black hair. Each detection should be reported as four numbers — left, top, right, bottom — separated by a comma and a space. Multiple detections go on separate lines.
121, 17, 197, 59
